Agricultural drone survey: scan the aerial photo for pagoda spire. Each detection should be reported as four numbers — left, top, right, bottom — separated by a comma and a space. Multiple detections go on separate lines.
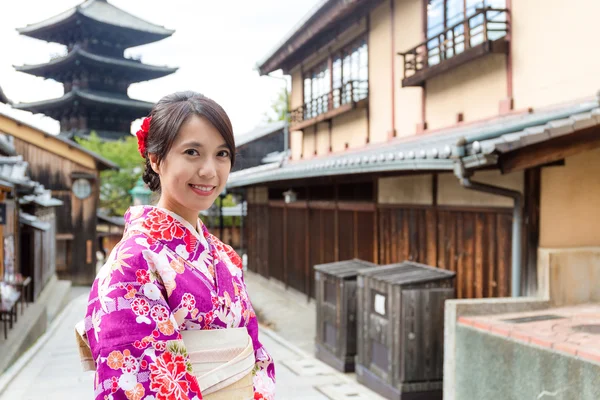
13, 0, 176, 141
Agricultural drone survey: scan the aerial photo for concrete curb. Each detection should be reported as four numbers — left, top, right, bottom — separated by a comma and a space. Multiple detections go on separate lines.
0, 293, 80, 396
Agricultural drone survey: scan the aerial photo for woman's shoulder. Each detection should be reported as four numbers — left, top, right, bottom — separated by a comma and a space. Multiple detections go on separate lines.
100, 231, 166, 271
114, 230, 161, 253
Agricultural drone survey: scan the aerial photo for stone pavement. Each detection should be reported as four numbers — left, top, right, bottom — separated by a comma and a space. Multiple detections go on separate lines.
0, 284, 384, 399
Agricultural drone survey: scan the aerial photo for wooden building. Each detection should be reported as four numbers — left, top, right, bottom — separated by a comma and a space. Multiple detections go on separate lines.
0, 137, 63, 300
96, 212, 124, 259
233, 121, 286, 171
0, 111, 118, 285
13, 0, 176, 141
228, 0, 600, 302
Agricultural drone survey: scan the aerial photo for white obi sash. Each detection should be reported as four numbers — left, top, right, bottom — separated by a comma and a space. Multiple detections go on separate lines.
75, 322, 255, 399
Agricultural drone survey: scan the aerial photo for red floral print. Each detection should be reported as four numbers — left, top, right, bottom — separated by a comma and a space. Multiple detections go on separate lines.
131, 298, 150, 316
151, 305, 169, 323
136, 269, 151, 285
149, 352, 200, 400
143, 210, 186, 242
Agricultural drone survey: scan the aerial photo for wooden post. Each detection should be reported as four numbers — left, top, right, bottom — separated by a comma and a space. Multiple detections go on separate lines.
305, 187, 311, 300
334, 184, 339, 262
283, 202, 288, 289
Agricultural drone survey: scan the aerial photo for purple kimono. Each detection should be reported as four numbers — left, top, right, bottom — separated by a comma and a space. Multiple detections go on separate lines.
83, 206, 275, 400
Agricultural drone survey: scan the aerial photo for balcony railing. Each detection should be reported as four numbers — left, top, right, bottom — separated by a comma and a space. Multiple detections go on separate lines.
399, 7, 509, 87
291, 80, 368, 129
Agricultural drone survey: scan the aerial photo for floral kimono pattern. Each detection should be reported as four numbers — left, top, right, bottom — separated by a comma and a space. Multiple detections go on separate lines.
83, 206, 275, 400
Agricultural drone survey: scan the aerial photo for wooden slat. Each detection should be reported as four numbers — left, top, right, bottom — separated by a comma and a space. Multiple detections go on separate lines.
486, 213, 497, 297
496, 213, 510, 297
356, 211, 375, 262
456, 213, 464, 298
338, 210, 354, 260
474, 213, 485, 298
388, 209, 395, 264
323, 210, 336, 264
464, 213, 475, 299
446, 211, 457, 273
268, 207, 284, 282
401, 209, 410, 262
426, 209, 437, 266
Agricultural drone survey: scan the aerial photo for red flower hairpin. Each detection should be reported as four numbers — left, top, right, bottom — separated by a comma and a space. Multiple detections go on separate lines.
136, 116, 152, 158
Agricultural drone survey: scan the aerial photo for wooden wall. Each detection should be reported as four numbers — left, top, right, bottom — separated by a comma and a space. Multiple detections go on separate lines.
247, 201, 378, 298
378, 206, 513, 299
13, 138, 100, 284
246, 202, 515, 299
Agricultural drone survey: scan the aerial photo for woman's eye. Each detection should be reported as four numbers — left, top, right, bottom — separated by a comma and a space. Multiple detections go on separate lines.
185, 149, 199, 156
218, 150, 230, 158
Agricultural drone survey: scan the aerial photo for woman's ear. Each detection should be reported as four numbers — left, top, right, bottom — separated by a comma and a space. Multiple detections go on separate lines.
148, 153, 160, 175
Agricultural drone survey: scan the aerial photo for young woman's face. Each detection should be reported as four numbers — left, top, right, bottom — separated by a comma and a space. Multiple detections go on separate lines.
150, 115, 232, 224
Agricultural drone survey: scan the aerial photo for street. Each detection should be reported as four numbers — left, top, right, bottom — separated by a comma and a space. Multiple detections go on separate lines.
0, 290, 381, 400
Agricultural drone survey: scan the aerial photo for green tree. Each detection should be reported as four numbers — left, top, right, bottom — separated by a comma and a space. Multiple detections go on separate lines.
265, 86, 289, 122
199, 194, 239, 228
76, 132, 145, 216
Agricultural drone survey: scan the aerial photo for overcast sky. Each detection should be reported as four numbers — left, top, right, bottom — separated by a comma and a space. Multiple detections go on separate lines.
0, 0, 321, 137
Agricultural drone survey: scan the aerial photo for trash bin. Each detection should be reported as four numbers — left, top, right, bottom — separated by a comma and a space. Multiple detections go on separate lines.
314, 259, 376, 372
356, 261, 456, 400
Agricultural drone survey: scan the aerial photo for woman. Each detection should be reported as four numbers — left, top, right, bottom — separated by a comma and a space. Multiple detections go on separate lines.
78, 92, 275, 400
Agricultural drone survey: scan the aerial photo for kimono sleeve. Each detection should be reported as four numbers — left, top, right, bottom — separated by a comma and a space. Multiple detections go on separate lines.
85, 241, 202, 400
230, 249, 276, 399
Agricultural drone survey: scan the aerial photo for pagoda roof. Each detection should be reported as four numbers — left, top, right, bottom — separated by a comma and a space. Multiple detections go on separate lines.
13, 89, 153, 115
17, 0, 174, 48
15, 47, 178, 83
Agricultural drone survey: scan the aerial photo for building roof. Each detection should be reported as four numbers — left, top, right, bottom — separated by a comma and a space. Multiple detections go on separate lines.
17, 0, 174, 47
97, 212, 125, 227
227, 97, 600, 188
0, 155, 63, 206
13, 89, 153, 115
20, 212, 52, 231
0, 134, 17, 157
257, 0, 383, 74
0, 111, 119, 171
0, 86, 11, 105
15, 47, 178, 83
236, 120, 286, 147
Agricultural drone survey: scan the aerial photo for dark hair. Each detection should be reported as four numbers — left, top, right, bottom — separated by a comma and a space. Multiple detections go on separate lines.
142, 91, 236, 192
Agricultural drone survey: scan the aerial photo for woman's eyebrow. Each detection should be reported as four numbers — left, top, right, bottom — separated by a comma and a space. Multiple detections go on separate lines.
180, 141, 228, 149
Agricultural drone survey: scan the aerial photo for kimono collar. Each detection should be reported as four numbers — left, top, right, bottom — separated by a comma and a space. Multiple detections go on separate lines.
123, 205, 210, 259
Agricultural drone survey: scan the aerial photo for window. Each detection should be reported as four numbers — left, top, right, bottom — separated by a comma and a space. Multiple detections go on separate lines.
72, 178, 92, 200
300, 36, 368, 121
426, 0, 507, 65
338, 38, 368, 105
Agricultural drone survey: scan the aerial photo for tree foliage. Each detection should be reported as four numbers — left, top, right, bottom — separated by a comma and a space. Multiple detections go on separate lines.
264, 86, 289, 123
76, 132, 145, 216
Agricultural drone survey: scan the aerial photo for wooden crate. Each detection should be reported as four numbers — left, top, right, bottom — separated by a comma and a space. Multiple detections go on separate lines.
356, 262, 456, 400
314, 259, 376, 372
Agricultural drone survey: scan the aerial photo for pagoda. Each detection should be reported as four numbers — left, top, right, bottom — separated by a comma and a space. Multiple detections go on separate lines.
13, 0, 177, 141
